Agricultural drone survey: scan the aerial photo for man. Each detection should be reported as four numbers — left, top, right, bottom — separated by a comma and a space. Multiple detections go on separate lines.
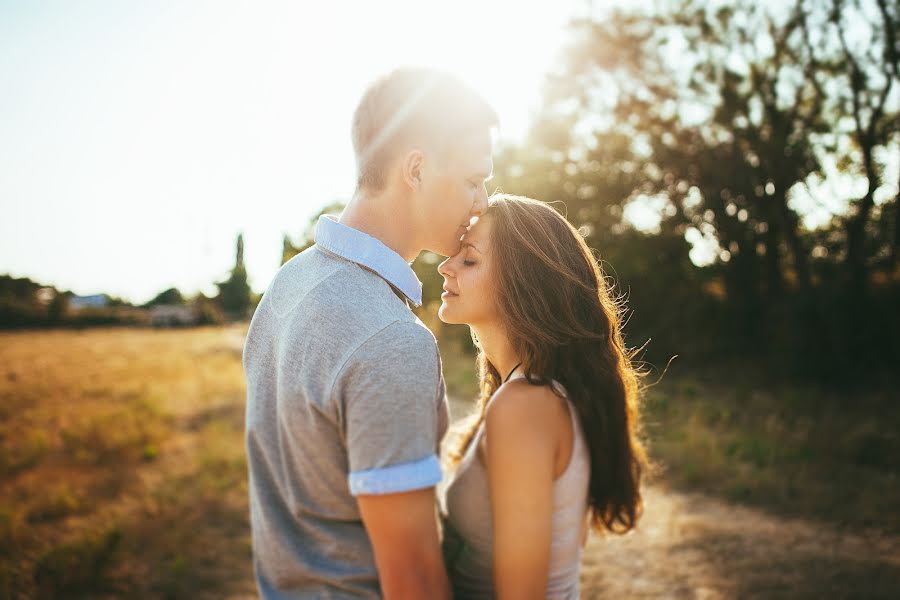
243, 67, 497, 598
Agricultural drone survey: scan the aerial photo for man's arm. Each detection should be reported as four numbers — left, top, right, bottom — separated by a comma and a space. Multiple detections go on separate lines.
358, 487, 450, 600
337, 321, 451, 598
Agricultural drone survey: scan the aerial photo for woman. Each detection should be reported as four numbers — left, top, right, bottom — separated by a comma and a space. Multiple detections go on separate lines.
437, 194, 649, 599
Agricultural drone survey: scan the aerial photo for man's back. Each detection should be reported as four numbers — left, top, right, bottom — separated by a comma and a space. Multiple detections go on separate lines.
243, 233, 449, 599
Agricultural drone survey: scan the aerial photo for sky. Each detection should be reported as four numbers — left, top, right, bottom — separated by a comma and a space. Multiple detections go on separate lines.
0, 0, 589, 303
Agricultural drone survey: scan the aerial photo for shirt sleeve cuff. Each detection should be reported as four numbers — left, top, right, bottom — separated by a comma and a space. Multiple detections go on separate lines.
348, 454, 442, 496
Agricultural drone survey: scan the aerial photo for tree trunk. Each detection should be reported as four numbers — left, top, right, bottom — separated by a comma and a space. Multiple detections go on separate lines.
890, 162, 900, 273
781, 202, 811, 293
762, 197, 785, 298
846, 142, 877, 292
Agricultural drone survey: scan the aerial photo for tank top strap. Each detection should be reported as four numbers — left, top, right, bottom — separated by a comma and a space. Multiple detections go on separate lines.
505, 373, 568, 400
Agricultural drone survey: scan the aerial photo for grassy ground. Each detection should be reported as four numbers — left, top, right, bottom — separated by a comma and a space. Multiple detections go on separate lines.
640, 362, 900, 535
0, 325, 252, 600
1, 326, 897, 598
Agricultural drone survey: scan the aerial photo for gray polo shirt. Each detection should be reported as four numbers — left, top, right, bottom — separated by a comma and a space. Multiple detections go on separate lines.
243, 215, 450, 599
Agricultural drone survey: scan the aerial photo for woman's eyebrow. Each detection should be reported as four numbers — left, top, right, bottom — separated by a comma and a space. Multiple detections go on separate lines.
461, 241, 483, 254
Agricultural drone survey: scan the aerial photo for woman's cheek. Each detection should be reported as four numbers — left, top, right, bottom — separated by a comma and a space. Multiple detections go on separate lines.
474, 271, 492, 309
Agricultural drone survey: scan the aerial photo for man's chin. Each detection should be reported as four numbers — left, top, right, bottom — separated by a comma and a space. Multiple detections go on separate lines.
422, 234, 462, 258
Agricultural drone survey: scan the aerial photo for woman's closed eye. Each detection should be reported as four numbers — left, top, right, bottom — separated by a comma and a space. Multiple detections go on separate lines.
463, 260, 476, 267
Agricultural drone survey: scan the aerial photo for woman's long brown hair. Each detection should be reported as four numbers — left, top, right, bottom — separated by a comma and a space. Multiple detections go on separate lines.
447, 194, 650, 535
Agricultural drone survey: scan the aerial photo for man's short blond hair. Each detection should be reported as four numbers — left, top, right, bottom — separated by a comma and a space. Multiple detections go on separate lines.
351, 67, 498, 191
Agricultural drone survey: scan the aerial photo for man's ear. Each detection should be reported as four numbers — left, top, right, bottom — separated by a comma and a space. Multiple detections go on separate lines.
402, 150, 425, 191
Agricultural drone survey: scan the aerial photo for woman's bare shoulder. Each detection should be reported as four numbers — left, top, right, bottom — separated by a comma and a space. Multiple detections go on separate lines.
485, 379, 566, 441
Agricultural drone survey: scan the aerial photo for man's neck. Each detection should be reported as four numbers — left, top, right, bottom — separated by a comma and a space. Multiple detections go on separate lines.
339, 190, 420, 263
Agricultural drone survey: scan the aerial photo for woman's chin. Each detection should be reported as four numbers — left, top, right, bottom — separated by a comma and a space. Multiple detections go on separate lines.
437, 305, 459, 325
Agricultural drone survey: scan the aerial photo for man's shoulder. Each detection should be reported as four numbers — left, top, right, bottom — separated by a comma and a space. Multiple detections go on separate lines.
332, 318, 440, 384
273, 247, 405, 314
335, 319, 442, 399
300, 247, 406, 303
276, 247, 430, 350
363, 319, 438, 356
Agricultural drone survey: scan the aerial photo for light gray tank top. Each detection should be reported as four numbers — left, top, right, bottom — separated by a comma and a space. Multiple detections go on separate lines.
440, 376, 590, 599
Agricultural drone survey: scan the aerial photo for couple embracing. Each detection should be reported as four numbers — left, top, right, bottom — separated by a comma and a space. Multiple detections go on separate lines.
243, 67, 648, 600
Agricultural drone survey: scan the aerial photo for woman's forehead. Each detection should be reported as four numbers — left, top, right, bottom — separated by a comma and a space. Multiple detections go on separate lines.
462, 216, 492, 251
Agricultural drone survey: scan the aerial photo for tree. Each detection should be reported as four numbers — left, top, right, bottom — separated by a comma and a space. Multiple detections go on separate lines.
144, 287, 185, 307
216, 233, 252, 319
824, 0, 899, 289
282, 201, 346, 265
489, 0, 899, 373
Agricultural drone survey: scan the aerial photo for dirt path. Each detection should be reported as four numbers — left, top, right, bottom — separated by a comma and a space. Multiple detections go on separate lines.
224, 359, 900, 599
579, 483, 900, 599
225, 483, 900, 600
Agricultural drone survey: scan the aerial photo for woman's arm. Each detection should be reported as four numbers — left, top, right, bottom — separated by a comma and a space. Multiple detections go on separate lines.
485, 381, 562, 600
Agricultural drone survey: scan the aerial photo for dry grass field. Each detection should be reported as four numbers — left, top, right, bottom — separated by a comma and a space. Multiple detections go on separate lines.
2, 326, 898, 599
1, 325, 254, 599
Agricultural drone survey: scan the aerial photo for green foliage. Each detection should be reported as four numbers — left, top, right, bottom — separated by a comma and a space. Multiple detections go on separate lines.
485, 0, 900, 378
0, 275, 52, 328
216, 266, 251, 318
642, 369, 900, 533
216, 234, 252, 319
192, 293, 225, 325
282, 201, 346, 264
144, 287, 185, 307
0, 275, 148, 330
275, 2, 899, 380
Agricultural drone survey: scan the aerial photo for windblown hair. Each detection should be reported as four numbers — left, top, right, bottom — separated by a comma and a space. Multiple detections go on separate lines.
447, 194, 650, 535
351, 67, 498, 192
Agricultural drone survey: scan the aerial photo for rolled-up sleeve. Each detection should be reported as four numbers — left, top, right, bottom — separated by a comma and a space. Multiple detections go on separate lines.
333, 321, 444, 496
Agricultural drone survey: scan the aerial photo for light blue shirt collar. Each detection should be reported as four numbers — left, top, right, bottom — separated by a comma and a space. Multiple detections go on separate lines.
314, 215, 423, 307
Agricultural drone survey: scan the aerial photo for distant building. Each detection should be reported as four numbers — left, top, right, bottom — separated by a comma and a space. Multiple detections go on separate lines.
148, 304, 197, 327
69, 294, 109, 311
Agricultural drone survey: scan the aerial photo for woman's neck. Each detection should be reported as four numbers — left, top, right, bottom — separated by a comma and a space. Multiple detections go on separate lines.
471, 323, 521, 382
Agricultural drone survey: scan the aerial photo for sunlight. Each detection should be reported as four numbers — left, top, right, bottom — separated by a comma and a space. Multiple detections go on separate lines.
342, 0, 579, 143
0, 0, 588, 302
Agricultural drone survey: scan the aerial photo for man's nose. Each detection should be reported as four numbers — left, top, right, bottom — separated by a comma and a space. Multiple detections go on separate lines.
471, 187, 488, 217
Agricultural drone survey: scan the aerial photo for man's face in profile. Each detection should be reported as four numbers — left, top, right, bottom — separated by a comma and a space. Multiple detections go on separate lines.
418, 130, 494, 257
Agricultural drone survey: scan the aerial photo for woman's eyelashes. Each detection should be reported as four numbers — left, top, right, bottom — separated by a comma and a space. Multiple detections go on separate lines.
463, 259, 476, 267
